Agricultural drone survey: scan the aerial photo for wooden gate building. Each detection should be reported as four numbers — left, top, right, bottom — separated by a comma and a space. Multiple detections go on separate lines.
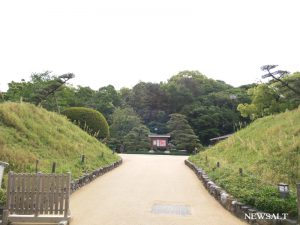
148, 134, 171, 150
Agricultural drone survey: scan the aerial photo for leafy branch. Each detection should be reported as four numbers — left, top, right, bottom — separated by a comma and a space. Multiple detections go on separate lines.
261, 65, 300, 95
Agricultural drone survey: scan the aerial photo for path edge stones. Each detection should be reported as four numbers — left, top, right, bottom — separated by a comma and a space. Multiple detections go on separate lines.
70, 158, 122, 193
185, 159, 297, 225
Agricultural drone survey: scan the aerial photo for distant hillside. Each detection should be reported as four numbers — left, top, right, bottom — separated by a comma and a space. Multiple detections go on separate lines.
189, 107, 300, 216
0, 102, 120, 180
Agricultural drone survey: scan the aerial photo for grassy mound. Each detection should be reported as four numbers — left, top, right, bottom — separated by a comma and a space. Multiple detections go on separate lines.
189, 107, 300, 217
0, 102, 119, 181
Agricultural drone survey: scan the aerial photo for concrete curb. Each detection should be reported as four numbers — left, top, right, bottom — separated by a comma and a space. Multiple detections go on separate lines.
185, 159, 297, 225
70, 158, 123, 193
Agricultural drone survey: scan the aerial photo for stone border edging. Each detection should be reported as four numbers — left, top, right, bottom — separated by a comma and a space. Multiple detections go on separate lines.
185, 159, 297, 225
71, 158, 122, 193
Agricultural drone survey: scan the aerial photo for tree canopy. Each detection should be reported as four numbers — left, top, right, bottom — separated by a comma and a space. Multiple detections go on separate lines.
123, 125, 150, 151
167, 113, 202, 153
238, 72, 300, 120
6, 69, 294, 147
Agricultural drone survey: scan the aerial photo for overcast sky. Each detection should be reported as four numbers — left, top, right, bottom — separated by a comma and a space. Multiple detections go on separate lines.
0, 0, 299, 91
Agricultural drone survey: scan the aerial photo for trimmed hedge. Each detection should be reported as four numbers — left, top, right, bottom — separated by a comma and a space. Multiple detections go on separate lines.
62, 107, 109, 139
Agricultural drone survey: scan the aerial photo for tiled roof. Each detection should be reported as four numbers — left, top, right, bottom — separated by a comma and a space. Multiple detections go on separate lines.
148, 134, 171, 138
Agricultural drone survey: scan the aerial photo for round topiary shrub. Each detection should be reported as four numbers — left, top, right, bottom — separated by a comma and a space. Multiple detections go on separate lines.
62, 107, 109, 139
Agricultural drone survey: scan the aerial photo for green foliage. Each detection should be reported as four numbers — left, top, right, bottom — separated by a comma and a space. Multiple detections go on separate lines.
189, 108, 300, 217
119, 87, 132, 107
108, 107, 144, 150
4, 72, 75, 111
4, 74, 122, 120
5, 70, 252, 145
167, 113, 202, 152
33, 73, 74, 105
261, 65, 300, 96
123, 125, 150, 151
163, 70, 232, 112
62, 107, 109, 139
110, 107, 141, 138
77, 85, 121, 122
237, 84, 281, 119
182, 104, 241, 145
272, 72, 300, 106
0, 102, 119, 185
238, 73, 300, 120
0, 92, 5, 103
64, 85, 121, 122
208, 167, 297, 216
125, 70, 250, 143
128, 82, 169, 133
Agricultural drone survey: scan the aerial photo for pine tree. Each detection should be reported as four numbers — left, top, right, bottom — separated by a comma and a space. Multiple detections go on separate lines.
167, 113, 202, 153
123, 125, 150, 151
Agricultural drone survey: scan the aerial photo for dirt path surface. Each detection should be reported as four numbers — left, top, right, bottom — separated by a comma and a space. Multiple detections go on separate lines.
70, 154, 246, 225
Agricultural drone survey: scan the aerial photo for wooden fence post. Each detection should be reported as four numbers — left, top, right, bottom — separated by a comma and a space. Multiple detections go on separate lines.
239, 168, 243, 176
5, 171, 13, 220
52, 162, 56, 173
64, 172, 71, 219
35, 172, 42, 217
0, 161, 9, 188
81, 155, 85, 164
35, 160, 39, 173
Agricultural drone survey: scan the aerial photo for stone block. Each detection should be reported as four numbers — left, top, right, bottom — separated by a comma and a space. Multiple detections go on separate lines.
220, 192, 229, 206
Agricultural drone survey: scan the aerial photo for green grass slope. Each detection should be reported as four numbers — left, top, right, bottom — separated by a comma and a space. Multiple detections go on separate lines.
189, 107, 300, 217
0, 102, 120, 179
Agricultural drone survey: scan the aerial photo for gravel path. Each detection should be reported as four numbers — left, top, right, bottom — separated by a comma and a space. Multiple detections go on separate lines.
70, 154, 246, 225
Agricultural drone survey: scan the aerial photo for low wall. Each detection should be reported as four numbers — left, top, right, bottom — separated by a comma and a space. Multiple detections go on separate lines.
185, 159, 297, 225
71, 158, 122, 193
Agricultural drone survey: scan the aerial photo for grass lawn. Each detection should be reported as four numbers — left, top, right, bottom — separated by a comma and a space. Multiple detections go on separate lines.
189, 107, 300, 218
0, 102, 120, 205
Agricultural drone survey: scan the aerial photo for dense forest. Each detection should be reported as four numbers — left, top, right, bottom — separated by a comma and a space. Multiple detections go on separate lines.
1, 68, 299, 152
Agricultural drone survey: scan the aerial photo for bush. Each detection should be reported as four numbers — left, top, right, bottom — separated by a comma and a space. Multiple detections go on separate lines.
62, 107, 109, 139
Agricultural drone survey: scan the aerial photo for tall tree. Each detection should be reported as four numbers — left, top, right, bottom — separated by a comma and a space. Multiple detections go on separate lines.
108, 107, 142, 150
261, 65, 300, 95
128, 82, 168, 133
183, 104, 239, 145
73, 86, 96, 107
34, 73, 75, 105
163, 70, 232, 113
91, 85, 121, 121
238, 72, 300, 120
5, 71, 75, 111
167, 113, 202, 153
123, 125, 150, 151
